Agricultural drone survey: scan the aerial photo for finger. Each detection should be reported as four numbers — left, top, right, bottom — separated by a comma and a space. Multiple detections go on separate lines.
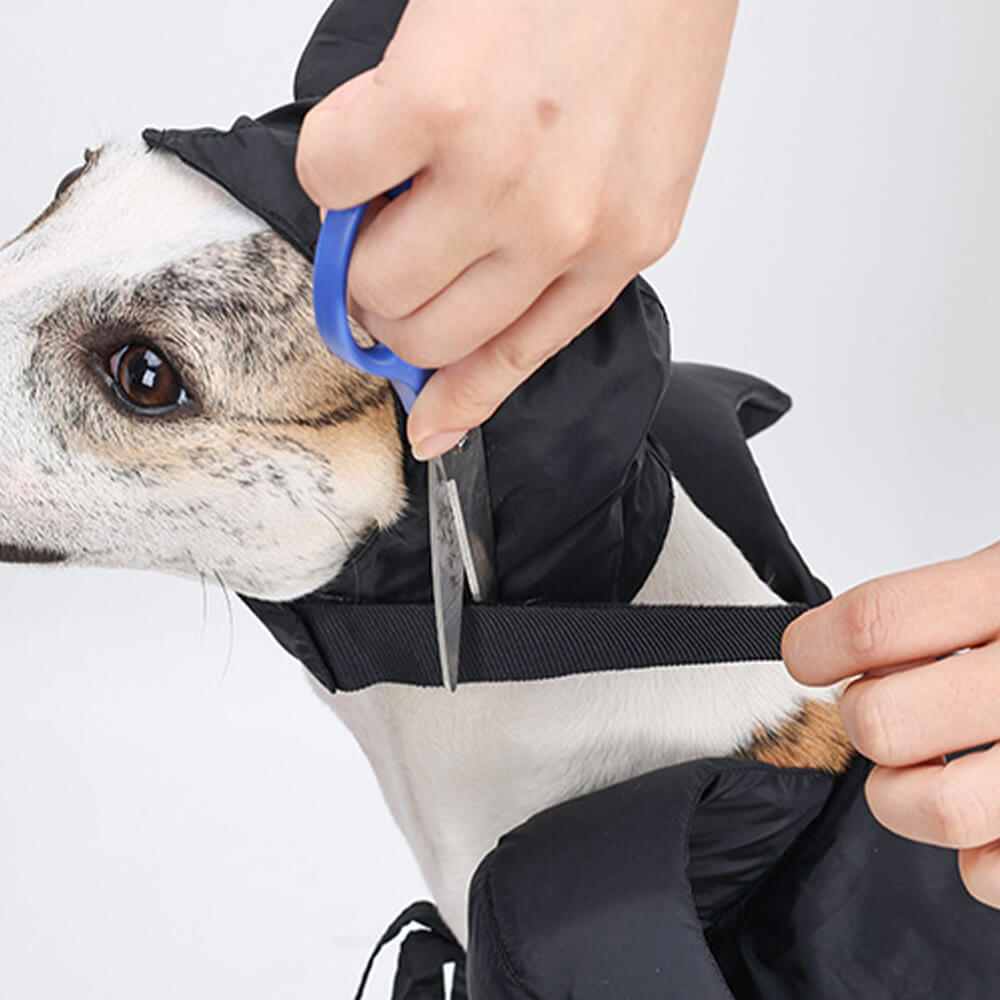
958, 839, 1000, 909
865, 742, 1000, 849
407, 268, 629, 456
343, 196, 390, 315
781, 548, 1000, 686
346, 177, 501, 326
839, 643, 1000, 766
296, 67, 435, 210
354, 248, 561, 370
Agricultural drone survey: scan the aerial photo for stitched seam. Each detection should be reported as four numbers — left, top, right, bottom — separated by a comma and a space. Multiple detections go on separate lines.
143, 132, 315, 261
700, 768, 835, 937
681, 769, 741, 999
479, 867, 544, 1000
679, 763, 837, 990
272, 600, 337, 691
637, 280, 669, 325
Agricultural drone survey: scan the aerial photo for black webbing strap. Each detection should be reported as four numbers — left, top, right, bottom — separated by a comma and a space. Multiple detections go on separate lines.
342, 602, 810, 995
353, 900, 467, 1000
300, 601, 810, 691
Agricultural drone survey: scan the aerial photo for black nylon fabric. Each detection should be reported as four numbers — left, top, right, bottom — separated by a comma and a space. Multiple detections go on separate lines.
240, 361, 830, 691
142, 0, 833, 686
465, 752, 1000, 999
143, 0, 678, 652
131, 5, 1000, 997
653, 362, 831, 609
352, 901, 467, 1000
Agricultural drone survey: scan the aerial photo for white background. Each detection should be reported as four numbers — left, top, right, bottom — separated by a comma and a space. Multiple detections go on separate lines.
0, 2, 997, 996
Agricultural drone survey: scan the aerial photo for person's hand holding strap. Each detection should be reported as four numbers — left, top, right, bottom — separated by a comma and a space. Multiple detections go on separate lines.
782, 540, 1000, 909
297, 0, 739, 459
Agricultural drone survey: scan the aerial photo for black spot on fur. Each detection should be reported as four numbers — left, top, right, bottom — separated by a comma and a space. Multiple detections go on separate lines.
2, 147, 104, 250
0, 544, 67, 564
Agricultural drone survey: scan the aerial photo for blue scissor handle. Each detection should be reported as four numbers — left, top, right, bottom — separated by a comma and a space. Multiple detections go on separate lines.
313, 177, 430, 412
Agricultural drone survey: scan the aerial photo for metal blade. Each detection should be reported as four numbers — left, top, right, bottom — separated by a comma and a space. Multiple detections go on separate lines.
439, 427, 498, 603
428, 455, 464, 692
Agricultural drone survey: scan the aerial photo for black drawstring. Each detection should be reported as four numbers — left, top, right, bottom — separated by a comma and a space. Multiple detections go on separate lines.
353, 901, 467, 1000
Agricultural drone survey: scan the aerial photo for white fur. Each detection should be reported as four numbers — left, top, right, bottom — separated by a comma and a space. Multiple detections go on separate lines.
1, 136, 837, 946
0, 143, 267, 287
0, 139, 402, 598
322, 481, 835, 941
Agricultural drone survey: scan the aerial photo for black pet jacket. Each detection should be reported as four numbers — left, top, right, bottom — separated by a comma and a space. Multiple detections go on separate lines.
142, 2, 1000, 995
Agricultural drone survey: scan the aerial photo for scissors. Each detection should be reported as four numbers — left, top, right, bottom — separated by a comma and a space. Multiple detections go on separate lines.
313, 178, 498, 691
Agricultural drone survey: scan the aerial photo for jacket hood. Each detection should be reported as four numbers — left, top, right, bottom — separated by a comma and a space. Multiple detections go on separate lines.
143, 0, 679, 649
142, 0, 831, 699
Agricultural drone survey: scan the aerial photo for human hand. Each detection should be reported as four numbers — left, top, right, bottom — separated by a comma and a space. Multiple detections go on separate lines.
782, 540, 1000, 908
296, 0, 739, 459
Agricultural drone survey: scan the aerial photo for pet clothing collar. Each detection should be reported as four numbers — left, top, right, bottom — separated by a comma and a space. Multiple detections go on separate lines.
143, 0, 830, 693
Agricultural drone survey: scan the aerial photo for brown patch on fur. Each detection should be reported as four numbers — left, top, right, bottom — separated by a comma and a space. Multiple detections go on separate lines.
733, 699, 857, 774
29, 232, 395, 447
25, 228, 404, 533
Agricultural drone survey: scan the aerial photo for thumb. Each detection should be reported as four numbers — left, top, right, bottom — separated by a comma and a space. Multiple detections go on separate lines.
296, 66, 433, 210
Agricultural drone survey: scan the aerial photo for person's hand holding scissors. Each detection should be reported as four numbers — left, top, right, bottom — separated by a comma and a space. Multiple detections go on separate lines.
296, 0, 739, 459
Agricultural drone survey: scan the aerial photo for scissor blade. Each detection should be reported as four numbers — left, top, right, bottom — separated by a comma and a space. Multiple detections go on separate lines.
428, 455, 464, 692
439, 427, 498, 603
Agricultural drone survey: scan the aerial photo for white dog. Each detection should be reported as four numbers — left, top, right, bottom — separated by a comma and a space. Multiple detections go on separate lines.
0, 138, 851, 943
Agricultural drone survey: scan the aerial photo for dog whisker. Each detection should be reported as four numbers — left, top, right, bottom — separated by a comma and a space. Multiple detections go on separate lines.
211, 568, 235, 684
198, 569, 209, 646
315, 503, 363, 602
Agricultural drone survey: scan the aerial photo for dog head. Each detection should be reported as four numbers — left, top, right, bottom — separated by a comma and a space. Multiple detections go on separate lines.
0, 137, 405, 600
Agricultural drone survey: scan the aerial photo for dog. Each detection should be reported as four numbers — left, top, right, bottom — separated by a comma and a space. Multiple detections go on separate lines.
0, 137, 852, 945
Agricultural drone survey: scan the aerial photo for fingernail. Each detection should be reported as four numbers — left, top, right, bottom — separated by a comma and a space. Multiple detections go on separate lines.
412, 430, 468, 462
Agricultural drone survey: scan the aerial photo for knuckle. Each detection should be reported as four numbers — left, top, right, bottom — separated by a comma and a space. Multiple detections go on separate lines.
446, 367, 499, 423
929, 775, 992, 848
844, 682, 904, 763
620, 211, 681, 270
641, 218, 681, 263
349, 267, 410, 322
544, 202, 599, 262
397, 334, 445, 370
608, 179, 684, 265
421, 85, 475, 130
492, 330, 555, 380
841, 582, 896, 661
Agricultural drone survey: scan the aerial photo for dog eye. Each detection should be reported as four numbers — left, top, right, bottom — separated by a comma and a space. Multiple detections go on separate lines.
108, 344, 189, 412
